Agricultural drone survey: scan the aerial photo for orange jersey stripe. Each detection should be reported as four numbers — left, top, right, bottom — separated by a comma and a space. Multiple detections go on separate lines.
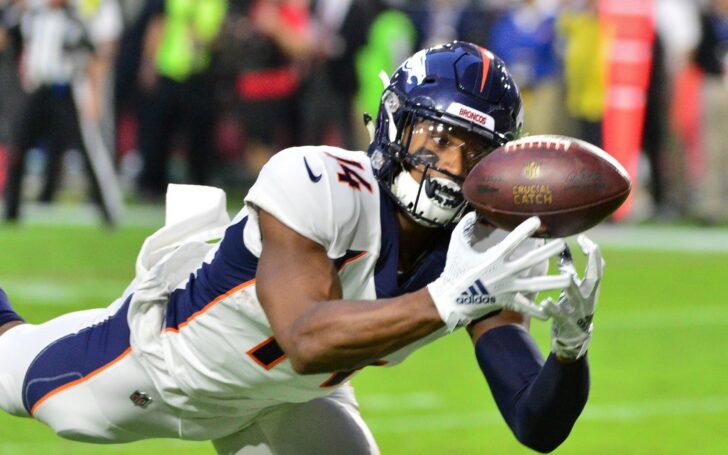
31, 347, 132, 416
164, 279, 256, 334
337, 251, 367, 271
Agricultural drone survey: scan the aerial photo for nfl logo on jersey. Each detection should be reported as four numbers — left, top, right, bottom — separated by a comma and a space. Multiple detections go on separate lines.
129, 391, 153, 409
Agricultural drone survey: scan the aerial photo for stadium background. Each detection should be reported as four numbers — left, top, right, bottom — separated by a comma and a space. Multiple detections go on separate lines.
2, 0, 728, 453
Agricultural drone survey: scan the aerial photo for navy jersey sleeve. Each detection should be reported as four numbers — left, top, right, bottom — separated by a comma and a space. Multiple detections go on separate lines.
475, 325, 590, 452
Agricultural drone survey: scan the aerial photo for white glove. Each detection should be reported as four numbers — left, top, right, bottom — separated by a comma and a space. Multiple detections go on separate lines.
427, 213, 572, 332
543, 235, 605, 360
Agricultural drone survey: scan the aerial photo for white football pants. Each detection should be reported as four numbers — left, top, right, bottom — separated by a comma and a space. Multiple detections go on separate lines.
0, 303, 380, 454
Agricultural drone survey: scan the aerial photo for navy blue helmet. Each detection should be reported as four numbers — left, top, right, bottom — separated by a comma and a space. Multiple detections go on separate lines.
367, 41, 523, 228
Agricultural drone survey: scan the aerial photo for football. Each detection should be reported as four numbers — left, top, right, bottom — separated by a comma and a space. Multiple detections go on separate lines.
462, 135, 631, 238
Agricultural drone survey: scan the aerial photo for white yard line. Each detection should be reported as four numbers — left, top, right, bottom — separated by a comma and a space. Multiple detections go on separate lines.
3, 278, 130, 305
361, 396, 728, 434
584, 224, 728, 253
7, 202, 165, 228
597, 305, 728, 331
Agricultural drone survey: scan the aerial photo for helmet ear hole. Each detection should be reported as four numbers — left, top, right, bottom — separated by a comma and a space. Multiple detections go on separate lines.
390, 143, 405, 160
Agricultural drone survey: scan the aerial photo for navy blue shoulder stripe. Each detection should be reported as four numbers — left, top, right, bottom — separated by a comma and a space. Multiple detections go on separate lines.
165, 216, 258, 331
373, 191, 450, 297
374, 193, 400, 298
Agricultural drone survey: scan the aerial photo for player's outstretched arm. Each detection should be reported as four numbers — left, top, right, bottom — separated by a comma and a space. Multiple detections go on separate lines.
466, 236, 605, 453
255, 211, 570, 375
469, 315, 589, 453
256, 209, 444, 374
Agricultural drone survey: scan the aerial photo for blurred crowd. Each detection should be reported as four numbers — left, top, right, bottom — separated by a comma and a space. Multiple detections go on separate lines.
1, 0, 727, 225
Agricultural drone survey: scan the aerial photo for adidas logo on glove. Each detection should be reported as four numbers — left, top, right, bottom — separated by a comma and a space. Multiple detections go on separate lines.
456, 279, 496, 305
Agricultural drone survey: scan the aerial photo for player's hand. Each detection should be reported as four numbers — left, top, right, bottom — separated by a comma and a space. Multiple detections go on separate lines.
542, 235, 604, 361
427, 213, 572, 332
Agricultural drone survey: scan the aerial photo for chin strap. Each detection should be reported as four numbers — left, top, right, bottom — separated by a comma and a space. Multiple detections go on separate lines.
363, 113, 376, 144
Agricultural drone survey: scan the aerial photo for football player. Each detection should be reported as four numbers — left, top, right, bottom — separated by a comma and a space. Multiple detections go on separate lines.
0, 42, 601, 454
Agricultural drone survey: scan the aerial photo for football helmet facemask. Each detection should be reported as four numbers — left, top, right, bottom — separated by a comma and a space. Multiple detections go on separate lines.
367, 41, 524, 228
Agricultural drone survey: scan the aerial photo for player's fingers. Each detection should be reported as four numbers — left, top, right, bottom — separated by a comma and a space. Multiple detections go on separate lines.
511, 273, 572, 294
577, 234, 596, 255
451, 212, 478, 247
508, 238, 566, 273
538, 296, 560, 318
448, 212, 479, 257
578, 235, 604, 293
491, 216, 542, 257
453, 212, 477, 236
578, 235, 606, 274
557, 244, 577, 276
509, 293, 548, 320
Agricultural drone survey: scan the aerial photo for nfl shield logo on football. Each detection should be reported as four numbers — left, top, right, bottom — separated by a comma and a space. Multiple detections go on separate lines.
523, 161, 541, 180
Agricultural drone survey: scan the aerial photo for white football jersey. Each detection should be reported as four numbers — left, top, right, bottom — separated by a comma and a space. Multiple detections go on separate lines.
127, 146, 545, 422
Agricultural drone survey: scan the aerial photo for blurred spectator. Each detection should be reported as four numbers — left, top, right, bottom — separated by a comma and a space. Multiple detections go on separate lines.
113, 0, 162, 158
301, 0, 377, 151
413, 0, 462, 48
354, 0, 415, 147
557, 0, 607, 147
3, 0, 122, 224
640, 34, 672, 218
119, 0, 145, 24
408, 0, 491, 50
654, 0, 701, 218
136, 0, 227, 199
658, 0, 702, 75
692, 0, 728, 224
232, 0, 314, 175
488, 0, 563, 135
0, 1, 23, 194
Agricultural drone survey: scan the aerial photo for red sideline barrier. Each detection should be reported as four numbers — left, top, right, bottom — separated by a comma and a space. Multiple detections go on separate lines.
600, 0, 655, 220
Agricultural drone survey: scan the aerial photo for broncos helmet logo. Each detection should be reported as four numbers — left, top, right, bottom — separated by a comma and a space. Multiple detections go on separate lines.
401, 49, 428, 87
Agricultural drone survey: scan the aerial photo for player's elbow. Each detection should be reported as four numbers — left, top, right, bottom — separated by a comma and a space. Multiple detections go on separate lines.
516, 436, 562, 454
279, 321, 363, 374
283, 333, 330, 375
513, 423, 571, 453
288, 350, 334, 375
287, 350, 321, 375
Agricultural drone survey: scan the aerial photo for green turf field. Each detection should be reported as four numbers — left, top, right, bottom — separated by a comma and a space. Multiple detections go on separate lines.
1, 223, 727, 454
